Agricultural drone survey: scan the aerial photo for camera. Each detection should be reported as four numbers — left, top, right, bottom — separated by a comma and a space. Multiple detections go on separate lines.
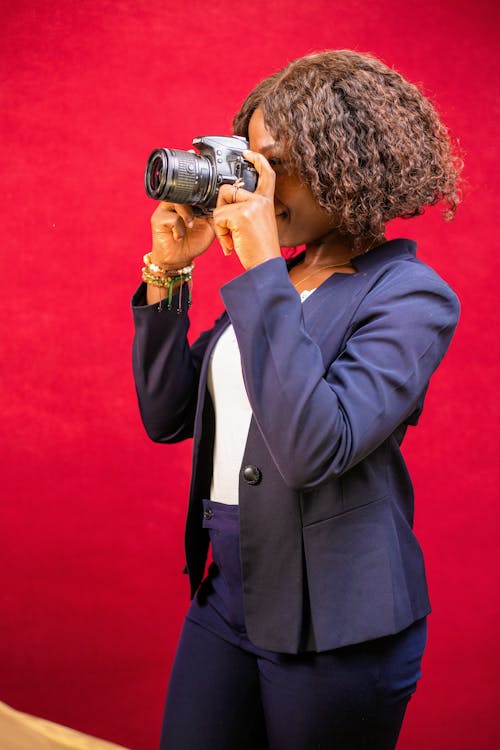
144, 135, 258, 215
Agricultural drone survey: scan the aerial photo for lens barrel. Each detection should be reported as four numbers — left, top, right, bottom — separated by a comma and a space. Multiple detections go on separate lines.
144, 148, 214, 205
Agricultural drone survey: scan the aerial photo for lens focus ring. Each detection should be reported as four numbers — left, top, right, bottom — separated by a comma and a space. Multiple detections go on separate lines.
168, 152, 200, 201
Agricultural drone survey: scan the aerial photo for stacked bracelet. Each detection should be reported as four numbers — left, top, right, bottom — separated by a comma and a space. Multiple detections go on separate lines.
141, 253, 194, 312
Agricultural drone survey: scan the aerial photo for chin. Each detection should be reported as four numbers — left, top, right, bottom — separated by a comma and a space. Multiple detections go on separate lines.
277, 227, 296, 249
278, 230, 303, 250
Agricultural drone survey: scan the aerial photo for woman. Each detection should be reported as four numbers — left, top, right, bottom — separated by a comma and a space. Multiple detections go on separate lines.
132, 50, 461, 750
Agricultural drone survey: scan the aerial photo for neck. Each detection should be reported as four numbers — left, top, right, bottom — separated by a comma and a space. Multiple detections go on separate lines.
302, 230, 386, 267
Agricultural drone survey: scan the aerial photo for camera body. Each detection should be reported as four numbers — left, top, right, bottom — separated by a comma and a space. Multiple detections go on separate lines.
144, 135, 258, 215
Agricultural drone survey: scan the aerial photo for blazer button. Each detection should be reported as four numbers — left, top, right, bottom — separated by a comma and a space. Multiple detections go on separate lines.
242, 465, 262, 485
203, 508, 213, 520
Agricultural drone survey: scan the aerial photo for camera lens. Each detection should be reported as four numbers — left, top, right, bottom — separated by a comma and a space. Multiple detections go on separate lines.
144, 148, 214, 205
148, 153, 165, 194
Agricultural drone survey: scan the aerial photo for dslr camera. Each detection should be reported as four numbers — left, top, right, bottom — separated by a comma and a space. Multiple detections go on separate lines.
144, 135, 258, 215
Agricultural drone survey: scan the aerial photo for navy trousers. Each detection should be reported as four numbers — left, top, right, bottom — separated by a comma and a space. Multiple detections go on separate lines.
160, 500, 427, 750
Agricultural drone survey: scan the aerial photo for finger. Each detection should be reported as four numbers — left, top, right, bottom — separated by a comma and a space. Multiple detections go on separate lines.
174, 204, 195, 228
217, 182, 254, 208
216, 227, 234, 255
214, 224, 234, 255
156, 202, 195, 231
242, 150, 276, 199
153, 210, 189, 241
212, 206, 235, 255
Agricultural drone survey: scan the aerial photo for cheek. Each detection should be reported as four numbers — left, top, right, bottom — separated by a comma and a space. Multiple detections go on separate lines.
287, 195, 319, 226
275, 179, 309, 212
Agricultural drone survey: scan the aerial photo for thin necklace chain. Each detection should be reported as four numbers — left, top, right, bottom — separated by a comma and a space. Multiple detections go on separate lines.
292, 260, 352, 289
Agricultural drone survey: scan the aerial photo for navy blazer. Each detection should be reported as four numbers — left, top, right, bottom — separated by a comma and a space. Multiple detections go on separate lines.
132, 239, 460, 653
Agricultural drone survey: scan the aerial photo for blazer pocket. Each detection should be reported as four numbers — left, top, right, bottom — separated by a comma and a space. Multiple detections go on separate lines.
302, 496, 412, 650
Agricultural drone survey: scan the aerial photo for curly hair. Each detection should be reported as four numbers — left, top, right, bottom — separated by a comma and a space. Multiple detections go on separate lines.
233, 50, 462, 247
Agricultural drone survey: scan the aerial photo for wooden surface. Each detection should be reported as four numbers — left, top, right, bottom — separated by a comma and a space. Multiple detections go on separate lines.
0, 701, 132, 750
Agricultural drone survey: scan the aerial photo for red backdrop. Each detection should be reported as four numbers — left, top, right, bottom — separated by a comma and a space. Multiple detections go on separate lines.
1, 1, 498, 748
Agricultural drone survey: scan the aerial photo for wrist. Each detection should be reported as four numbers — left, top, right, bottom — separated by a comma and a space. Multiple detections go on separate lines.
144, 253, 194, 277
242, 249, 281, 271
149, 249, 195, 271
141, 252, 194, 312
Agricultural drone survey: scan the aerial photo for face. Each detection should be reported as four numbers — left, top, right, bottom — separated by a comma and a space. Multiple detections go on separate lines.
247, 108, 336, 248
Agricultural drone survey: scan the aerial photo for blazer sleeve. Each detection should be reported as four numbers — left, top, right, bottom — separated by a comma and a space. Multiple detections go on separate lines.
221, 257, 460, 490
131, 283, 218, 443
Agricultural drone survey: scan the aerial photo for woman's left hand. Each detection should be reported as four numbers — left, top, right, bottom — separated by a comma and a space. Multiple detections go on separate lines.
212, 150, 282, 270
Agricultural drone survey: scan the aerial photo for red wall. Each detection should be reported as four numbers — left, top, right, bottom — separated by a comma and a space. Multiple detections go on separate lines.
1, 1, 498, 748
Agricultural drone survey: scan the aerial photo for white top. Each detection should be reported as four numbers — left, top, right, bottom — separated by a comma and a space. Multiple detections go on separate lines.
207, 288, 315, 504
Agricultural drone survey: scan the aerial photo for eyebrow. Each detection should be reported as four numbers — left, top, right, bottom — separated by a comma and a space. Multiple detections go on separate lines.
260, 142, 281, 153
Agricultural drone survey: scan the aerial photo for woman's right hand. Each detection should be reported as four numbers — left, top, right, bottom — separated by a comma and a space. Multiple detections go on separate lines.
150, 201, 215, 269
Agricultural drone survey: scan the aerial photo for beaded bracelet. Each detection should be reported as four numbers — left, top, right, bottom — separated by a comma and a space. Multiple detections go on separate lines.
141, 254, 194, 312
142, 253, 194, 278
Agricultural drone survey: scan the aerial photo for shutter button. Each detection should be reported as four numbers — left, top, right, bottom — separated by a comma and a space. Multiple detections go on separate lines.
242, 465, 262, 485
